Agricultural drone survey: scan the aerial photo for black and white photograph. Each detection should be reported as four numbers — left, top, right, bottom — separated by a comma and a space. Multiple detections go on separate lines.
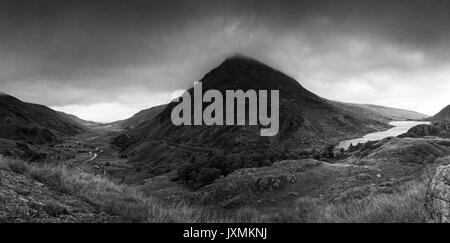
1, 0, 450, 230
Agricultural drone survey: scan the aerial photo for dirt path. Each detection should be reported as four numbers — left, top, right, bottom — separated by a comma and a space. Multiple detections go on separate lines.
85, 136, 98, 141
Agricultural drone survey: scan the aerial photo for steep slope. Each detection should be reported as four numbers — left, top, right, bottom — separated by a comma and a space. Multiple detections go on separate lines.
429, 105, 450, 121
134, 56, 388, 145
0, 93, 85, 143
117, 56, 390, 181
0, 167, 120, 223
329, 101, 428, 123
112, 104, 167, 129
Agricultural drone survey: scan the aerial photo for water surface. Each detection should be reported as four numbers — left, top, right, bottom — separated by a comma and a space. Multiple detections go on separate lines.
337, 121, 430, 149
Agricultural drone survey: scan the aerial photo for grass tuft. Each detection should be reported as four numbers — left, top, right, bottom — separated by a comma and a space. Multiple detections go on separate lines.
0, 156, 265, 222
271, 181, 427, 223
0, 155, 428, 223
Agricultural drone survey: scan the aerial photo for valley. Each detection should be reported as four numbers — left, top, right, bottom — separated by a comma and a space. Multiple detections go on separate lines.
4, 0, 450, 227
52, 125, 135, 181
1, 56, 449, 223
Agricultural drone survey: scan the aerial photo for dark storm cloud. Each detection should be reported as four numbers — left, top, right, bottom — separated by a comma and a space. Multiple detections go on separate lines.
1, 0, 450, 121
0, 0, 227, 80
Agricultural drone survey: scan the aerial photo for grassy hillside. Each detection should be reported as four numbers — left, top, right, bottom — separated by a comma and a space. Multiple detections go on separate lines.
112, 104, 167, 129
0, 156, 267, 222
400, 121, 450, 139
0, 155, 432, 223
57, 111, 102, 127
428, 105, 450, 121
139, 135, 450, 222
0, 94, 85, 143
329, 101, 429, 123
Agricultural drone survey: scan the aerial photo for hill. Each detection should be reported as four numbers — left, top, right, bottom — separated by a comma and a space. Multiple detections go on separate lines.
115, 55, 391, 183
399, 121, 450, 139
329, 101, 428, 123
111, 104, 167, 129
57, 111, 102, 127
0, 93, 84, 143
429, 105, 450, 121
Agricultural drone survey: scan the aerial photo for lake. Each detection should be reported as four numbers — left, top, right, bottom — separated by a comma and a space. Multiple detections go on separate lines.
337, 121, 431, 150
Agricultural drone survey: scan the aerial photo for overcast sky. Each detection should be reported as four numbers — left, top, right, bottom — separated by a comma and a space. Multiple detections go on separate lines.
1, 0, 450, 122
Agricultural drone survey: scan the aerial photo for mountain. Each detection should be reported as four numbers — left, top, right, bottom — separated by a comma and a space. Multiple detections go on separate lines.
57, 111, 102, 127
329, 101, 428, 123
0, 93, 85, 143
111, 104, 167, 129
429, 105, 450, 121
115, 55, 391, 182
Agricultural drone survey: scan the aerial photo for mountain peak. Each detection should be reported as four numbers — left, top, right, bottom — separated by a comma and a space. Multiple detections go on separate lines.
223, 54, 260, 63
219, 54, 272, 70
0, 93, 22, 103
198, 55, 303, 93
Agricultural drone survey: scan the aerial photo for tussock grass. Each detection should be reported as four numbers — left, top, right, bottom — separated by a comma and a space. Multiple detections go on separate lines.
271, 181, 427, 223
0, 156, 265, 222
0, 155, 428, 223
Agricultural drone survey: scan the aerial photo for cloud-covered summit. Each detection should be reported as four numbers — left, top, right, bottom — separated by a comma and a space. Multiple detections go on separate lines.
1, 0, 449, 121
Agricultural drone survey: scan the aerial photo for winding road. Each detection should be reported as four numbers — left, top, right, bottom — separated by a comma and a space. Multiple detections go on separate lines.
85, 136, 98, 141
83, 152, 98, 164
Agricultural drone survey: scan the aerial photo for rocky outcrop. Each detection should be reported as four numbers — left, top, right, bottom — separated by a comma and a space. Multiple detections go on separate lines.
426, 164, 450, 223
400, 122, 450, 139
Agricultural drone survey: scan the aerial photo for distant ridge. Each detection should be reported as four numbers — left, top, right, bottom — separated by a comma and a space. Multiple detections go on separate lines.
429, 105, 450, 121
111, 104, 167, 129
0, 93, 85, 143
329, 101, 429, 123
57, 111, 102, 127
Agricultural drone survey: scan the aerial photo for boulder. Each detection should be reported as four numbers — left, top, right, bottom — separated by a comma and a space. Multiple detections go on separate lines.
426, 164, 450, 222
